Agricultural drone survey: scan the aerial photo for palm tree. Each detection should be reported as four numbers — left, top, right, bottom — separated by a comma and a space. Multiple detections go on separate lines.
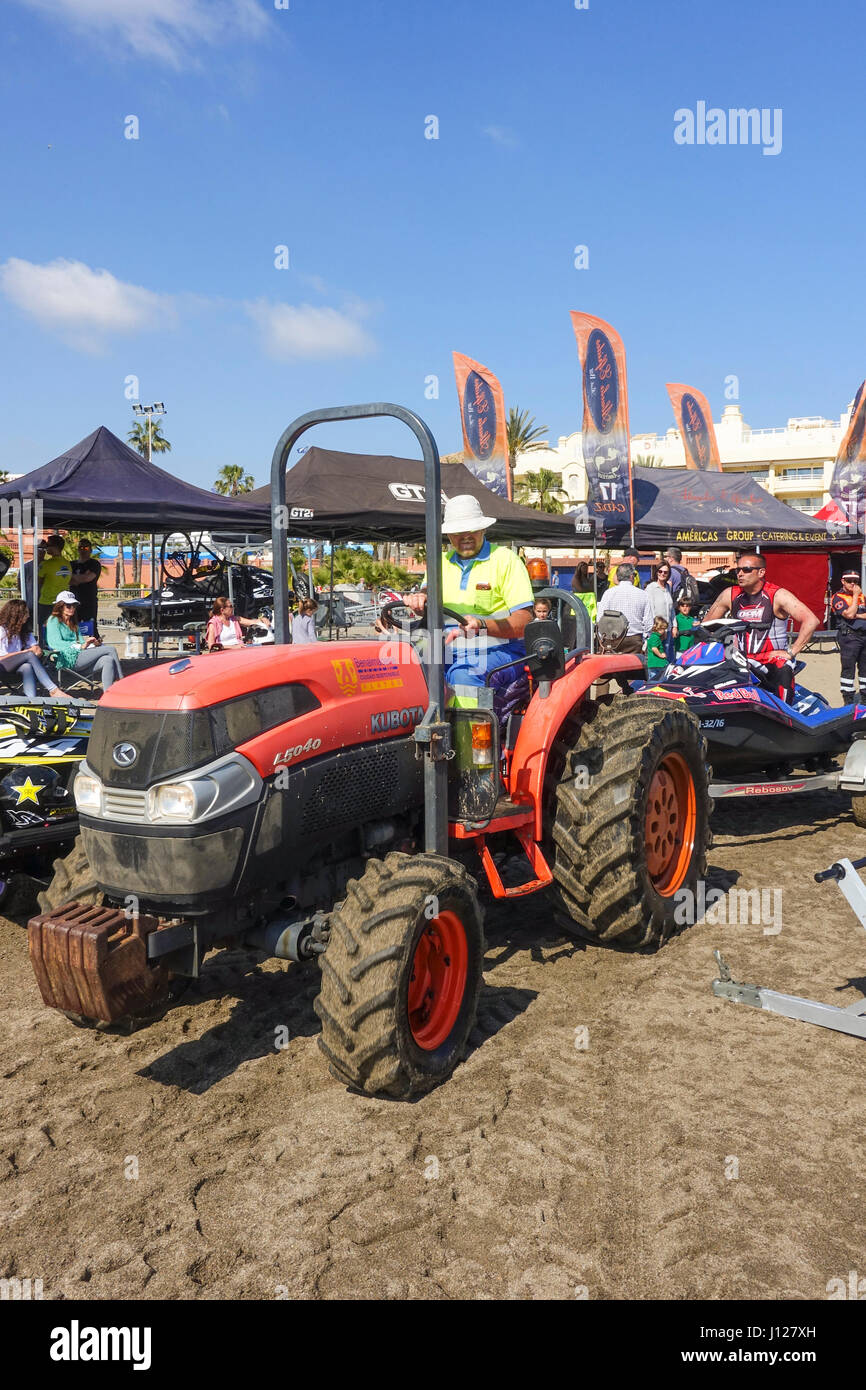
507, 407, 548, 496
515, 468, 566, 514
127, 418, 171, 459
214, 464, 255, 497
633, 453, 664, 468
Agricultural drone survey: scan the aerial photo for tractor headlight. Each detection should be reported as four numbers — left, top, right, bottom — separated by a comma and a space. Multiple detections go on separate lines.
147, 778, 217, 823
73, 771, 103, 815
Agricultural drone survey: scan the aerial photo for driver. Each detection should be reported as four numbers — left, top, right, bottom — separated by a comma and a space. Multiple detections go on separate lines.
703, 552, 820, 699
401, 494, 534, 706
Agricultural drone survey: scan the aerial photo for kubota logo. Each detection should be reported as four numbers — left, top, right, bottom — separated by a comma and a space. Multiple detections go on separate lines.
112, 742, 138, 767
371, 706, 424, 733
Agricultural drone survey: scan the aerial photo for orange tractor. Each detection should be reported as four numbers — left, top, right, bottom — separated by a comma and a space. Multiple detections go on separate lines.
30, 404, 711, 1096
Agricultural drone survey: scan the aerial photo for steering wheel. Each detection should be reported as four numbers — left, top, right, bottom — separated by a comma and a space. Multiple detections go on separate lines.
378, 599, 471, 635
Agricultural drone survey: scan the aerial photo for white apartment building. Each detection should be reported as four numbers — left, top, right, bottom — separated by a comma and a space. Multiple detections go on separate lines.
516, 402, 854, 517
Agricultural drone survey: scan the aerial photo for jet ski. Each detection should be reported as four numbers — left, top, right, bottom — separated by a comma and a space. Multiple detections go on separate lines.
640, 619, 866, 810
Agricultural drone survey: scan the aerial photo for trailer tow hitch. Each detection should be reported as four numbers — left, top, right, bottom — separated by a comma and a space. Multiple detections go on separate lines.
712, 856, 866, 1040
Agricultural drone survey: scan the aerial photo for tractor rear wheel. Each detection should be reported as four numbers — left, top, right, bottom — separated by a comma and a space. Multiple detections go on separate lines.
36, 836, 102, 915
314, 851, 485, 1098
549, 695, 711, 949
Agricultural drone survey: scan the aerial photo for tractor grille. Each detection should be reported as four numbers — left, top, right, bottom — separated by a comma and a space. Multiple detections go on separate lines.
300, 744, 401, 834
101, 787, 149, 822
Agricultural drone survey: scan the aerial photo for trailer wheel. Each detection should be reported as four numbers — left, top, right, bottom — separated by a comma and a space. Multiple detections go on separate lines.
549, 695, 711, 949
36, 837, 102, 915
314, 852, 485, 1098
851, 793, 866, 828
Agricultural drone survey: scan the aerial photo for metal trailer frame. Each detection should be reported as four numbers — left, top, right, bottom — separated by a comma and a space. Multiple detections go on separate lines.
712, 855, 866, 1040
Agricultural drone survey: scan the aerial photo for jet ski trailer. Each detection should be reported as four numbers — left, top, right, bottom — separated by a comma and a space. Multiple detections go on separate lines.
712, 856, 866, 1040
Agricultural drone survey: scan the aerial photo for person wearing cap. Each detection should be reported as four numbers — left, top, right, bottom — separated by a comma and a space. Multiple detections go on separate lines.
400, 494, 534, 706
831, 568, 866, 703
37, 534, 72, 638
45, 592, 123, 691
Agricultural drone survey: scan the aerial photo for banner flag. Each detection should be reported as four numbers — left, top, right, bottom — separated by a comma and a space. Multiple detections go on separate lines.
452, 352, 511, 499
829, 381, 866, 533
665, 382, 722, 471
570, 312, 633, 533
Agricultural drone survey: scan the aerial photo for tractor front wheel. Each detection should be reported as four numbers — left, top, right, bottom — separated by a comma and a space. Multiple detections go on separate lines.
314, 852, 485, 1098
550, 696, 711, 949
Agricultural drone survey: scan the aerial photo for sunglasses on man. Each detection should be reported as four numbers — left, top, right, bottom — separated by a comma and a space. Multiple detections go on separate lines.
735, 565, 762, 573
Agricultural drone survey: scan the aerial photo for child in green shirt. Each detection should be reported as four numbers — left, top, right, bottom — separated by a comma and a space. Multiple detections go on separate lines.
646, 616, 670, 672
674, 598, 696, 654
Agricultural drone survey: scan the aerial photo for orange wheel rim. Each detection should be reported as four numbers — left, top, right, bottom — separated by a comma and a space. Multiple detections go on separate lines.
644, 751, 697, 897
407, 910, 468, 1051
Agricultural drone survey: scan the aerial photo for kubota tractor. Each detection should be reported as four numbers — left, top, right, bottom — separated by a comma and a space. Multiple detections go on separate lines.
30, 405, 711, 1097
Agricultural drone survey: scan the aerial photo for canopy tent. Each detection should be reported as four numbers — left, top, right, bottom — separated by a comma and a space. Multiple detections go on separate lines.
604, 466, 855, 550
0, 426, 270, 532
243, 446, 579, 546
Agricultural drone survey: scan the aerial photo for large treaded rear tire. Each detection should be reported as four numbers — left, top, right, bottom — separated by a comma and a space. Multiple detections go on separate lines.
314, 851, 485, 1098
36, 837, 102, 915
549, 695, 711, 949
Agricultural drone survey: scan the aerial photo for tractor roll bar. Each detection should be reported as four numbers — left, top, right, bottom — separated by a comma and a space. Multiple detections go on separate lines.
269, 404, 448, 854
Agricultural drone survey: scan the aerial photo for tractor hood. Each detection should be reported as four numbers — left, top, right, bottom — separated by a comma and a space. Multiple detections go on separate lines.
102, 641, 426, 713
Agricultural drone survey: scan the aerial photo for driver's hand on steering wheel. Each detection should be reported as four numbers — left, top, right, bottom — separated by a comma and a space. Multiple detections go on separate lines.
401, 592, 426, 614
445, 613, 481, 645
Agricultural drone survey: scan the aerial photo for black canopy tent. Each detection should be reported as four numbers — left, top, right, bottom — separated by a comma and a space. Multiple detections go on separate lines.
600, 466, 859, 630
605, 466, 854, 551
0, 426, 270, 652
0, 426, 270, 532
243, 445, 578, 546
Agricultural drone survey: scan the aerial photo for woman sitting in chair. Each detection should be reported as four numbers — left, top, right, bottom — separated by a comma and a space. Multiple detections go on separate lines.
46, 591, 123, 691
0, 598, 65, 698
205, 595, 272, 651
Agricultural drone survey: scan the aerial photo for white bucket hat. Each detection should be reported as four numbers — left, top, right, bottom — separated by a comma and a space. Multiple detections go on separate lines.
442, 493, 497, 533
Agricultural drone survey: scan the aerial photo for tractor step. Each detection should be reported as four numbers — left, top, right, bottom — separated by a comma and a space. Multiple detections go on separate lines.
28, 901, 170, 1024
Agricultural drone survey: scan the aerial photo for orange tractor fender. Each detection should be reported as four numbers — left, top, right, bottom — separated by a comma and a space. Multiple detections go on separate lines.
507, 653, 644, 841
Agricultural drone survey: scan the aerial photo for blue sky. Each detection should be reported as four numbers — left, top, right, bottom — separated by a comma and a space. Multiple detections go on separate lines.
1, 0, 864, 488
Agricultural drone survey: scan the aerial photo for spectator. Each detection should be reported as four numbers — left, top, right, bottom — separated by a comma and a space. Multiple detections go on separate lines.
674, 596, 697, 654
645, 562, 676, 657
0, 599, 65, 698
597, 563, 653, 654
205, 595, 270, 651
593, 558, 609, 598
37, 535, 72, 636
292, 598, 319, 645
646, 617, 671, 672
663, 546, 688, 601
46, 592, 123, 691
70, 538, 102, 638
571, 560, 598, 622
622, 548, 643, 586
533, 596, 553, 620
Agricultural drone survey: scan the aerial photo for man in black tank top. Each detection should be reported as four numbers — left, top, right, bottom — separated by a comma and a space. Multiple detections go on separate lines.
704, 551, 821, 699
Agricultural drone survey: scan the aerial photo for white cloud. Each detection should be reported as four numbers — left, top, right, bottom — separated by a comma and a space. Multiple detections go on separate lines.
0, 257, 172, 353
482, 124, 521, 149
16, 0, 268, 67
246, 300, 377, 361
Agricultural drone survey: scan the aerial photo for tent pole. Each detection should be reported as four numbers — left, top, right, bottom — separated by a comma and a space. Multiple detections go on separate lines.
307, 542, 315, 601
328, 531, 335, 641
16, 518, 25, 607
150, 531, 157, 660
